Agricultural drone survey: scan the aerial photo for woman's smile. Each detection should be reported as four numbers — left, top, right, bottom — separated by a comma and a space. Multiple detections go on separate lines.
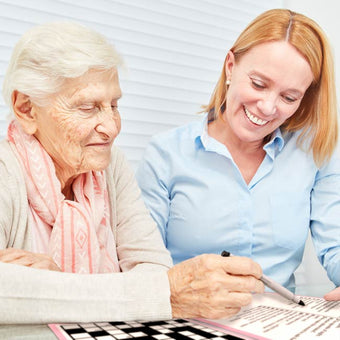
243, 105, 268, 126
85, 141, 112, 147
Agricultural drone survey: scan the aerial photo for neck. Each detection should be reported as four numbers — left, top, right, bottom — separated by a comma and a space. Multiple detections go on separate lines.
208, 115, 266, 185
208, 115, 265, 155
62, 181, 75, 200
54, 164, 78, 200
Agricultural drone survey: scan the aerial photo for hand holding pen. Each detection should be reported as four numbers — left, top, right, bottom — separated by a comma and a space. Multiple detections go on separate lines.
221, 251, 305, 306
168, 253, 264, 319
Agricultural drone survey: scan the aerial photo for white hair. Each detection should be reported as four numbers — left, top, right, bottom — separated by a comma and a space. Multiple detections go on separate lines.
3, 21, 123, 117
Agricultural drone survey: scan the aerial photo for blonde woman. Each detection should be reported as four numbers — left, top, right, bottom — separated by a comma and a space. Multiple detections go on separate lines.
137, 9, 340, 300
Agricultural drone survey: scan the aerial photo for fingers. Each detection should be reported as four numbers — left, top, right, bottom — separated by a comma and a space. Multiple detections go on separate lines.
0, 248, 40, 266
203, 290, 253, 309
190, 305, 242, 320
189, 270, 264, 294
198, 292, 252, 319
170, 288, 255, 319
324, 287, 340, 301
194, 254, 264, 292
219, 255, 263, 279
31, 260, 61, 272
0, 247, 61, 271
224, 275, 264, 294
168, 254, 265, 320
194, 254, 263, 279
0, 247, 29, 263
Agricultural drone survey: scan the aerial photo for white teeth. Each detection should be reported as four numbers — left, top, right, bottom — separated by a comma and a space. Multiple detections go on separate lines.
244, 107, 268, 126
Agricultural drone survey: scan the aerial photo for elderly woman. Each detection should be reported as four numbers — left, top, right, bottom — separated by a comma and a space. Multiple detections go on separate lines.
0, 22, 263, 324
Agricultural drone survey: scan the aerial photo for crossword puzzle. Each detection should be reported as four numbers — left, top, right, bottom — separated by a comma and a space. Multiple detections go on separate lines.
51, 318, 247, 339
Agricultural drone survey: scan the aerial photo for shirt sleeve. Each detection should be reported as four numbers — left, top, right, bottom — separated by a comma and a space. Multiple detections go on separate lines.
0, 262, 172, 324
110, 145, 173, 272
0, 162, 11, 248
0, 147, 30, 250
310, 151, 340, 286
135, 137, 171, 246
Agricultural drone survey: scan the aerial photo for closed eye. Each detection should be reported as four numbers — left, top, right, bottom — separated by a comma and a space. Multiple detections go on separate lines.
281, 93, 300, 104
282, 96, 296, 103
79, 104, 97, 111
251, 78, 265, 89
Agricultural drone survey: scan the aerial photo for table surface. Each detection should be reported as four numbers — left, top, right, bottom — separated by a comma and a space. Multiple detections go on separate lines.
0, 324, 56, 340
0, 284, 335, 340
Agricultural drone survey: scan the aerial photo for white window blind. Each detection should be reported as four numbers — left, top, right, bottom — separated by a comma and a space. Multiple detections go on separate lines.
0, 0, 283, 169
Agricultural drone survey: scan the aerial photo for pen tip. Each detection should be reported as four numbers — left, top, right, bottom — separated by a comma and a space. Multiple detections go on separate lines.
298, 300, 305, 306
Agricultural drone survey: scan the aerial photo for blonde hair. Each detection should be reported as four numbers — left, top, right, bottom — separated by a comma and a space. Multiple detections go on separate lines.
203, 9, 338, 166
3, 21, 123, 117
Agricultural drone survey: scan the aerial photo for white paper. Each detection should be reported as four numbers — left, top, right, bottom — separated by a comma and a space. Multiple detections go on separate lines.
198, 293, 340, 340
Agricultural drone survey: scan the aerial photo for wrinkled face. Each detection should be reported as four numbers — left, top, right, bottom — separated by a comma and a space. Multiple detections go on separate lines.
32, 68, 122, 177
224, 41, 314, 146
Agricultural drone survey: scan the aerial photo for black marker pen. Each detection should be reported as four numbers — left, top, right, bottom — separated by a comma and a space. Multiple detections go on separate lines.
221, 250, 305, 306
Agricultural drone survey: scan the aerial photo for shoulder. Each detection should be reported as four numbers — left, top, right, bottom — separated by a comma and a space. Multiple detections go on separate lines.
281, 130, 314, 158
147, 118, 204, 157
0, 139, 26, 191
0, 140, 24, 182
0, 140, 28, 247
151, 118, 202, 144
110, 144, 128, 167
317, 141, 340, 175
107, 145, 135, 183
0, 139, 16, 162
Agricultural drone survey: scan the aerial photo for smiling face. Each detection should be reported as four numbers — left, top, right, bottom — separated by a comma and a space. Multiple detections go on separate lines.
222, 41, 314, 149
31, 68, 122, 185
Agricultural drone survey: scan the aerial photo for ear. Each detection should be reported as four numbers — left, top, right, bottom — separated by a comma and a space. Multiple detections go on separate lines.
224, 50, 235, 80
12, 90, 37, 135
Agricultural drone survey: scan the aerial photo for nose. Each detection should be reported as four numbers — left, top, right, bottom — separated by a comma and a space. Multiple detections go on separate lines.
95, 106, 121, 138
257, 93, 278, 116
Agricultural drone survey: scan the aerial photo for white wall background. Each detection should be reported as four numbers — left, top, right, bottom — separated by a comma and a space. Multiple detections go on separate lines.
0, 0, 338, 296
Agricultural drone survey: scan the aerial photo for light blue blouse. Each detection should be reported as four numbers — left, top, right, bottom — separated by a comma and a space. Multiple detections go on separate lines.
136, 116, 340, 290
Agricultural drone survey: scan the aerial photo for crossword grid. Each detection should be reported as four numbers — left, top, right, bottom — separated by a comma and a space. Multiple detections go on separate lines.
58, 318, 246, 339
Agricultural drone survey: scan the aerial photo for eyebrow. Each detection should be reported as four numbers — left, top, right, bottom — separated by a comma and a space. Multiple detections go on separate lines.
74, 92, 122, 104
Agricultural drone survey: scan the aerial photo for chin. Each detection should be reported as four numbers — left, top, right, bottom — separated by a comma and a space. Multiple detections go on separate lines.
79, 152, 112, 172
90, 159, 111, 172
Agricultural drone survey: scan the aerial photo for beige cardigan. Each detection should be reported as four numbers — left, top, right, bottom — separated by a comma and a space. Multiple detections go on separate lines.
0, 140, 173, 324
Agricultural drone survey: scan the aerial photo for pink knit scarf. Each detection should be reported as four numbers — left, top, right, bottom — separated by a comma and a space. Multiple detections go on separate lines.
8, 120, 120, 273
